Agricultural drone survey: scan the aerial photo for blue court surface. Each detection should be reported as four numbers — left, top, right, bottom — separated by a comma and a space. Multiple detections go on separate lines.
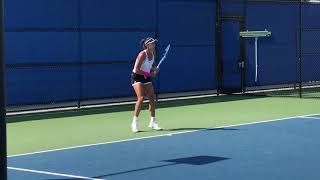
8, 115, 320, 180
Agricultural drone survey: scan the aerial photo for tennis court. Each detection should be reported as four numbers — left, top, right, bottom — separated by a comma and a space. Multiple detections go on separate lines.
5, 96, 320, 179
1, 0, 320, 180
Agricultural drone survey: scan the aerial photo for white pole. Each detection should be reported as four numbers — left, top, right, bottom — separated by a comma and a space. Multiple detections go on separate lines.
255, 37, 258, 83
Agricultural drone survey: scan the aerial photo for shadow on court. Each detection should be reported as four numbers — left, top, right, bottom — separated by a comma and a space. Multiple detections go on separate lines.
72, 156, 229, 179
92, 156, 230, 179
165, 127, 241, 131
46, 156, 230, 180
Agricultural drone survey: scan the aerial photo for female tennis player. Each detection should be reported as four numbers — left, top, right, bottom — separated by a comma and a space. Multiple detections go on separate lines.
131, 37, 161, 132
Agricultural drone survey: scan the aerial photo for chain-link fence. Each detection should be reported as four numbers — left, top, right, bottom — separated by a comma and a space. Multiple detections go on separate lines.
216, 0, 320, 98
4, 0, 320, 112
5, 0, 217, 112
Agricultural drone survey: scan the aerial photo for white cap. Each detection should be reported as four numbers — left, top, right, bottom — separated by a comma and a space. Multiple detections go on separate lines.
144, 37, 158, 45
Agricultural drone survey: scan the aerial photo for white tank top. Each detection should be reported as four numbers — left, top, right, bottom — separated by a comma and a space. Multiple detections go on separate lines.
134, 50, 154, 73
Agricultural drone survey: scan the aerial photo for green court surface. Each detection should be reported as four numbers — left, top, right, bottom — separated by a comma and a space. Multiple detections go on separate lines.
252, 87, 320, 98
7, 95, 320, 156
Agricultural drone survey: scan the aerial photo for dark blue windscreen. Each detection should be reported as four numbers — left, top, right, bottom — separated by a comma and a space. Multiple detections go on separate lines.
81, 63, 135, 99
159, 0, 215, 46
80, 0, 156, 28
158, 0, 216, 92
246, 2, 298, 86
6, 32, 79, 64
6, 67, 80, 105
221, 21, 241, 89
5, 0, 78, 28
81, 32, 155, 62
301, 3, 320, 82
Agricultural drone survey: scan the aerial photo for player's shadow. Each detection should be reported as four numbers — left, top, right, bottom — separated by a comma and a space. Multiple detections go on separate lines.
165, 127, 240, 131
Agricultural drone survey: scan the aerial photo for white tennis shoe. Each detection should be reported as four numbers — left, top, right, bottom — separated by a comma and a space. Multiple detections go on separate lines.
149, 120, 162, 130
131, 120, 139, 132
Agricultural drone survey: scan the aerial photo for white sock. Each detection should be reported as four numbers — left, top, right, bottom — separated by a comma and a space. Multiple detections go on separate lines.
133, 116, 138, 123
150, 117, 156, 122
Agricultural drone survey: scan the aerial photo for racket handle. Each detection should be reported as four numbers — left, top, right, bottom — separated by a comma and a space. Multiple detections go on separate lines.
157, 59, 164, 68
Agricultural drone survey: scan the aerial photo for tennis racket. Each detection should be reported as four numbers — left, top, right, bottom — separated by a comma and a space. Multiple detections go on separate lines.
157, 44, 171, 68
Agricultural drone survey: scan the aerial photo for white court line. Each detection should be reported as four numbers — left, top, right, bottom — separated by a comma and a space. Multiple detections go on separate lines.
8, 167, 104, 180
8, 113, 320, 158
300, 116, 320, 120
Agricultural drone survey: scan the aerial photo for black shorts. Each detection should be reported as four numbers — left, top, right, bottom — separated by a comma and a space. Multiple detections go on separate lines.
131, 72, 152, 85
